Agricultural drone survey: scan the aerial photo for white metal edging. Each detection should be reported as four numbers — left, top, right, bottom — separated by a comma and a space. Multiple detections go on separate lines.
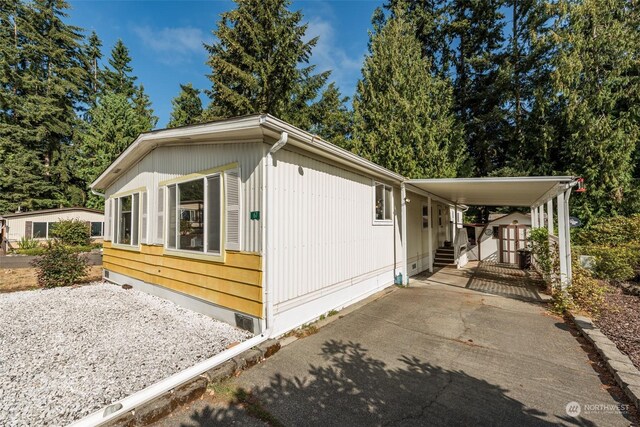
69, 332, 270, 427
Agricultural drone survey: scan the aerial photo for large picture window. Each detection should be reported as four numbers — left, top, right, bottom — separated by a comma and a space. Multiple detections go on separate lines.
114, 193, 140, 246
374, 182, 392, 222
166, 173, 222, 255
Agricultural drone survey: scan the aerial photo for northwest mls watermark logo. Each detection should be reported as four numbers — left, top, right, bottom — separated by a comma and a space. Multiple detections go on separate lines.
566, 401, 581, 417
566, 401, 629, 417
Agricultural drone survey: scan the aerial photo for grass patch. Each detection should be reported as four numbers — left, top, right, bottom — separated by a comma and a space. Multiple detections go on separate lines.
0, 265, 103, 293
207, 379, 238, 402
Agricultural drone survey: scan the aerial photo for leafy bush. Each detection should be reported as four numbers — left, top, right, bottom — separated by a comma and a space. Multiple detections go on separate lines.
31, 243, 89, 288
17, 236, 39, 250
529, 228, 553, 277
49, 219, 90, 246
574, 214, 640, 246
553, 265, 609, 316
579, 244, 640, 282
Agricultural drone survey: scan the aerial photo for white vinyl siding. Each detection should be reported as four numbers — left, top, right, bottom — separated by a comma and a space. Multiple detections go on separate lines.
104, 143, 263, 253
270, 148, 401, 309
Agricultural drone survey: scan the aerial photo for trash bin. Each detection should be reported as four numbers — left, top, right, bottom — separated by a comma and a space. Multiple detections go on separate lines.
517, 249, 532, 269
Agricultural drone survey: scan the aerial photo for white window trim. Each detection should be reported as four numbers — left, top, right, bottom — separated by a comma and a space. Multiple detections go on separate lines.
111, 189, 144, 251
372, 181, 393, 225
163, 172, 224, 262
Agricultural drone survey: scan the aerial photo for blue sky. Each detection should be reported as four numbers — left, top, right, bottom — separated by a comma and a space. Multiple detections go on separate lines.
68, 0, 380, 128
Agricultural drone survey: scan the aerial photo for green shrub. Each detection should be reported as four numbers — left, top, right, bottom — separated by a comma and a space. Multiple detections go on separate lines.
580, 244, 640, 282
15, 247, 46, 256
574, 214, 640, 246
17, 236, 39, 250
49, 219, 90, 246
529, 228, 553, 276
553, 265, 609, 316
31, 243, 89, 288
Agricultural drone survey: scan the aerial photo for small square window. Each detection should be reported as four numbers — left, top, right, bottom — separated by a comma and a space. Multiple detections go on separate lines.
90, 222, 103, 237
32, 222, 47, 238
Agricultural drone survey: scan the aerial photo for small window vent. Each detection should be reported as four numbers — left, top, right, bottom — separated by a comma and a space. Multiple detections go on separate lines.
235, 313, 254, 334
412, 263, 417, 270
104, 270, 110, 279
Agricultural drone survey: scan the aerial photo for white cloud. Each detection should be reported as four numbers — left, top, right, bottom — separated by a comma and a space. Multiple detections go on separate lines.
305, 17, 365, 98
134, 25, 210, 64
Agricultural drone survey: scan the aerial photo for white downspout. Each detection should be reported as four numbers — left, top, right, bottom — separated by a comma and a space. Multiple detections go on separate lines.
401, 182, 408, 285
91, 189, 106, 199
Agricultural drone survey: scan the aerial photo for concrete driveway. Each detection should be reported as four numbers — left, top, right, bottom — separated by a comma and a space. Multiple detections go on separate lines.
157, 263, 635, 426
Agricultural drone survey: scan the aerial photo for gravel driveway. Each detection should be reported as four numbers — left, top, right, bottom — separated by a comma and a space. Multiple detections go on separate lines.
0, 283, 252, 426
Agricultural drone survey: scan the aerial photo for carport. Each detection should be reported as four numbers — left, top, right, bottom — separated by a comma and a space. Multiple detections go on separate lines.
399, 177, 581, 288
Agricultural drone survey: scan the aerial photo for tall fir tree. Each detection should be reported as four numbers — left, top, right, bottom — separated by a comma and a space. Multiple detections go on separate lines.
309, 82, 352, 149
76, 93, 151, 208
552, 0, 640, 221
0, 0, 89, 213
203, 0, 329, 127
352, 12, 465, 178
450, 0, 507, 176
167, 83, 204, 128
102, 39, 136, 98
499, 0, 558, 175
132, 84, 158, 130
84, 31, 102, 99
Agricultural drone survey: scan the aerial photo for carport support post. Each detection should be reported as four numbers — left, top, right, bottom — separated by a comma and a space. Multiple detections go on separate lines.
557, 191, 569, 288
538, 205, 544, 229
564, 188, 573, 282
401, 183, 408, 285
531, 207, 537, 228
428, 196, 433, 273
547, 199, 554, 236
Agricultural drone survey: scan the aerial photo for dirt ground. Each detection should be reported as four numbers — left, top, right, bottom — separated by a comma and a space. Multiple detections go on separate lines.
0, 265, 103, 293
595, 285, 640, 370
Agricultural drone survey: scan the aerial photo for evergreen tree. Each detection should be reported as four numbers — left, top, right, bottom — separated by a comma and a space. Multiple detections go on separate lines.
450, 0, 507, 176
85, 31, 102, 97
204, 0, 329, 126
386, 0, 453, 76
102, 39, 136, 98
76, 94, 149, 208
500, 0, 557, 175
0, 0, 89, 213
352, 12, 465, 178
553, 0, 640, 221
309, 83, 352, 149
167, 83, 204, 128
132, 84, 158, 130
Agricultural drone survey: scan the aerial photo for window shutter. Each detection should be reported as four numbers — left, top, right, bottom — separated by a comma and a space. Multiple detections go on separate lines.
156, 187, 164, 243
224, 168, 241, 251
104, 199, 111, 241
141, 192, 148, 244
25, 221, 32, 238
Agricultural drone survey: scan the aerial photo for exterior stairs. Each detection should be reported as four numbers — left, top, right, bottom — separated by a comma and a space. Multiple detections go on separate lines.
433, 246, 455, 267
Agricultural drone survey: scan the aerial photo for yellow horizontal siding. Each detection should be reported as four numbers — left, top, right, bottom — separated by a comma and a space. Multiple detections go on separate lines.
103, 242, 263, 317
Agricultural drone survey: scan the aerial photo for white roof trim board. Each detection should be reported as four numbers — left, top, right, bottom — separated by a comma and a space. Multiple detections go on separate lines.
90, 114, 576, 207
405, 177, 576, 207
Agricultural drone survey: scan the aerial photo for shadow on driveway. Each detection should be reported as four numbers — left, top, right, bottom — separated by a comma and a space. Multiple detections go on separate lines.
181, 340, 597, 427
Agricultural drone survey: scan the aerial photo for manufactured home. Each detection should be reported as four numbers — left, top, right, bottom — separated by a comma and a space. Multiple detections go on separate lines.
0, 207, 104, 252
91, 114, 579, 337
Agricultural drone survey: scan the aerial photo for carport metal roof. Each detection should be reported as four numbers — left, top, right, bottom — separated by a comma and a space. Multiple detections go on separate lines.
405, 176, 576, 207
